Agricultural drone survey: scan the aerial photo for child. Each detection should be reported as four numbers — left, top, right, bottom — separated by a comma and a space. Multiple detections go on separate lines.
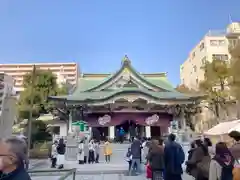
125, 147, 132, 171
104, 139, 112, 163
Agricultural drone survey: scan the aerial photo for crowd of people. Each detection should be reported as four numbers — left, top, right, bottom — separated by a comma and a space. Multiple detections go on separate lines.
0, 130, 239, 180
126, 134, 185, 180
50, 137, 113, 168
185, 134, 240, 180
128, 132, 240, 180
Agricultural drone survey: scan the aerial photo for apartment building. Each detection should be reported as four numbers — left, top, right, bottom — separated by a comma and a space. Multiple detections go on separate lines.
0, 73, 14, 113
0, 62, 79, 93
226, 22, 240, 58
180, 29, 230, 90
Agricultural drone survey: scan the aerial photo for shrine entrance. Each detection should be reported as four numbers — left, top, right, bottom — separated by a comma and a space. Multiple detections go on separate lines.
116, 120, 135, 136
93, 127, 109, 141
150, 126, 161, 139
116, 120, 145, 140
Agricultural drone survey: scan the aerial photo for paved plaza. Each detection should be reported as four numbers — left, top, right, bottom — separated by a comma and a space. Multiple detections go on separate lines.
30, 143, 194, 180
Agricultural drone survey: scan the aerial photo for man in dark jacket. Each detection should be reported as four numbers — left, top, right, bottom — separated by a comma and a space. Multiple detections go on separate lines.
0, 137, 31, 180
130, 137, 141, 175
164, 134, 185, 180
147, 139, 165, 180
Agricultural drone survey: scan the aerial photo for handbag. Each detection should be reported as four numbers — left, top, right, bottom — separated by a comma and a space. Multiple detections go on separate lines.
196, 155, 211, 178
233, 159, 240, 180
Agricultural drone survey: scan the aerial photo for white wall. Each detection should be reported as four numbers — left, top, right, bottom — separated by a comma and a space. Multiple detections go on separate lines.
53, 123, 67, 137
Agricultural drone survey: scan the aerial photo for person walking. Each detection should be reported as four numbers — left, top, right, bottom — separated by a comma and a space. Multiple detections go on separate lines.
164, 134, 185, 180
130, 137, 142, 175
104, 139, 112, 163
50, 140, 58, 168
0, 137, 31, 180
119, 127, 125, 144
77, 140, 84, 164
209, 142, 234, 180
57, 138, 66, 169
88, 139, 95, 164
146, 139, 165, 180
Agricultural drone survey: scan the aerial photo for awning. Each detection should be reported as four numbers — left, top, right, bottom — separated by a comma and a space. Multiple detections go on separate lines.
204, 120, 240, 136
229, 123, 240, 133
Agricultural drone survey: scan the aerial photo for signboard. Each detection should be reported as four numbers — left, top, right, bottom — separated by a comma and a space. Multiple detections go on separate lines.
98, 115, 111, 126
145, 114, 159, 125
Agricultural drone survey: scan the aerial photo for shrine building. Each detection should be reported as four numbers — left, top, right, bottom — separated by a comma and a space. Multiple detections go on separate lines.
49, 56, 201, 140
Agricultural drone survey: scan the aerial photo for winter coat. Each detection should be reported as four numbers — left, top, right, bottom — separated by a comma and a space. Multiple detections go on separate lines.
147, 145, 164, 171
77, 143, 84, 161
186, 146, 210, 178
0, 165, 31, 180
164, 141, 185, 175
131, 139, 141, 159
104, 141, 112, 155
51, 144, 58, 158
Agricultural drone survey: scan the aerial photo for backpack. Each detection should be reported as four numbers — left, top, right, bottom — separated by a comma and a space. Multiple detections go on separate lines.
214, 158, 233, 180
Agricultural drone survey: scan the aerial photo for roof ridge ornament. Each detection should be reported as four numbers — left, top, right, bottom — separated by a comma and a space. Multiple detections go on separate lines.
122, 55, 131, 65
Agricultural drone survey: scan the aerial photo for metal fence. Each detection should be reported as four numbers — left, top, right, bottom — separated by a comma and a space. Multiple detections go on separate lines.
28, 168, 76, 180
27, 169, 133, 180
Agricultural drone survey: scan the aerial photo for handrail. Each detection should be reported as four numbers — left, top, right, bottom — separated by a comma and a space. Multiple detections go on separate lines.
28, 168, 76, 180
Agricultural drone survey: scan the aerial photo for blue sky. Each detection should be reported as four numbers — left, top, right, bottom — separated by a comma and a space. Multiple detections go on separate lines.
0, 0, 239, 85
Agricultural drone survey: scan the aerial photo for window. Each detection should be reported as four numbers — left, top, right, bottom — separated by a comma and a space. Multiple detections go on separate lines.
196, 78, 199, 84
210, 40, 218, 46
210, 40, 226, 46
212, 54, 229, 61
201, 57, 207, 65
193, 65, 197, 72
182, 78, 184, 84
192, 52, 195, 58
200, 43, 205, 51
219, 40, 226, 46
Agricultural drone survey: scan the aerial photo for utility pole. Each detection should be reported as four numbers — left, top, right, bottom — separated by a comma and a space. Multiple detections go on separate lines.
27, 65, 36, 157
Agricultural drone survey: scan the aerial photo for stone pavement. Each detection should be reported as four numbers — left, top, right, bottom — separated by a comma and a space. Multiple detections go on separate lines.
30, 143, 194, 180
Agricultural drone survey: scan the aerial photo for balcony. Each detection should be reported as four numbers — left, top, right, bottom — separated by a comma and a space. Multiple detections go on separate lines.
226, 22, 240, 57
228, 38, 240, 57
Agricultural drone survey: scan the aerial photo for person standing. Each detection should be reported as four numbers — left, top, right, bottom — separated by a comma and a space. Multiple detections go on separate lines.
83, 137, 88, 164
95, 141, 100, 163
146, 139, 165, 180
164, 134, 185, 180
88, 139, 95, 164
130, 137, 142, 175
129, 125, 135, 142
51, 141, 58, 168
104, 139, 112, 163
209, 142, 234, 180
0, 137, 31, 180
186, 139, 210, 180
77, 140, 84, 164
57, 138, 66, 169
119, 127, 125, 144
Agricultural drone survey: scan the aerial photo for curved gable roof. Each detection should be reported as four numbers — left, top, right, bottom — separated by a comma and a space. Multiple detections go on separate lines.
76, 56, 176, 92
